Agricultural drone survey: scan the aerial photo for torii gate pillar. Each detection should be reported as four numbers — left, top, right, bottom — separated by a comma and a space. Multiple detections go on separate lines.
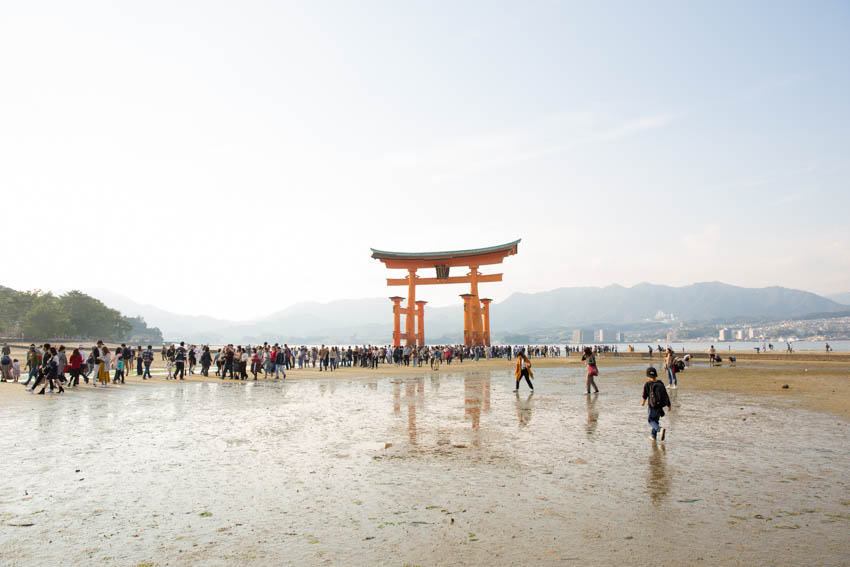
460, 294, 475, 347
415, 300, 427, 346
480, 298, 493, 346
389, 296, 404, 347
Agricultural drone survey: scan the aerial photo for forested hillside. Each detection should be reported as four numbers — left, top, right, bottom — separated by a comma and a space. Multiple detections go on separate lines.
0, 286, 162, 342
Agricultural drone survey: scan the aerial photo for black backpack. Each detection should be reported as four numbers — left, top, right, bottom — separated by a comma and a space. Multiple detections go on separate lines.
649, 381, 668, 409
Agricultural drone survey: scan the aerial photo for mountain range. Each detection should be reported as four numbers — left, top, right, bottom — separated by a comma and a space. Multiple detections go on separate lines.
86, 283, 847, 344
827, 292, 850, 306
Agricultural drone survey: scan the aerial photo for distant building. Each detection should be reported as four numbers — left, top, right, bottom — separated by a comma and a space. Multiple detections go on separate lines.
572, 329, 591, 343
718, 328, 733, 341
615, 332, 625, 343
735, 330, 745, 340
597, 329, 606, 342
667, 330, 676, 343
748, 328, 756, 339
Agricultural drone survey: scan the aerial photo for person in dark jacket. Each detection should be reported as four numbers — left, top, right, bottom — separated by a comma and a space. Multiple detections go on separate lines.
274, 348, 287, 379
201, 346, 212, 376
174, 342, 186, 380
31, 346, 64, 394
641, 367, 670, 442
142, 345, 154, 379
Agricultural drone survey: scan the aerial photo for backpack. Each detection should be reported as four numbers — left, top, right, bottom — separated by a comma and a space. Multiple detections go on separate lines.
649, 381, 668, 409
123, 347, 132, 359
675, 360, 685, 373
0, 355, 10, 366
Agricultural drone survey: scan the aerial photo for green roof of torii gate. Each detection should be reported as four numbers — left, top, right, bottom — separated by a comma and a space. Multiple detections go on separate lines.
370, 239, 521, 261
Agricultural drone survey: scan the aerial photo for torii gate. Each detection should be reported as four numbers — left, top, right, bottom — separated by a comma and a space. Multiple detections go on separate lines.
371, 239, 520, 347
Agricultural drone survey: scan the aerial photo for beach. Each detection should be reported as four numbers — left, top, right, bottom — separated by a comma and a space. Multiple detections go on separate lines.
1, 354, 848, 566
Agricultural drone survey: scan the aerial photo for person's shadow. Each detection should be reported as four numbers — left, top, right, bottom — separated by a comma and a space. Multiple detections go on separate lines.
515, 391, 533, 427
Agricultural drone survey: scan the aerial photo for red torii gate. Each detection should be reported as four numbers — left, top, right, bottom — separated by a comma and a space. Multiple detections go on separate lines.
371, 240, 520, 347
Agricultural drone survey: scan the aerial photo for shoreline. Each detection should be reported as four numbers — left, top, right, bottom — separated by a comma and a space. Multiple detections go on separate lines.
3, 355, 848, 419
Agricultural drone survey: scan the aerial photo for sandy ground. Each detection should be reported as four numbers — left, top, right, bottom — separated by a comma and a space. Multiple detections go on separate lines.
1, 360, 848, 566
4, 351, 848, 418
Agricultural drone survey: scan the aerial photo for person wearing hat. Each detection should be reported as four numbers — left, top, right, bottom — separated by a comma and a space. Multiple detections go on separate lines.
641, 366, 670, 442
514, 348, 534, 392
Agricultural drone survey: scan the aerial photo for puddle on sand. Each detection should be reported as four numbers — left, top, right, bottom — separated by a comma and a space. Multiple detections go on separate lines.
1, 365, 848, 566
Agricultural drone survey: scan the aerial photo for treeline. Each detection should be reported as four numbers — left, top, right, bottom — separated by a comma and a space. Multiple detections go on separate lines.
0, 286, 163, 343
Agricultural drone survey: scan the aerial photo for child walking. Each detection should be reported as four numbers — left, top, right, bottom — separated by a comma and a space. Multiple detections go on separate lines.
641, 367, 670, 442
114, 357, 125, 384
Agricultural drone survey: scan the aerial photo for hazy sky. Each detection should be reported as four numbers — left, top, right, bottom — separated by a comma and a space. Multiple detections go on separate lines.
2, 1, 848, 320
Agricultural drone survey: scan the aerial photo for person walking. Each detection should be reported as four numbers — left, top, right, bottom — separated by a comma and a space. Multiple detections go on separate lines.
514, 348, 534, 392
56, 345, 68, 385
239, 347, 249, 379
251, 348, 261, 380
142, 345, 154, 379
221, 346, 234, 379
69, 347, 84, 386
201, 346, 212, 377
99, 345, 111, 386
188, 346, 197, 375
174, 342, 186, 380
113, 352, 125, 384
641, 367, 670, 442
664, 347, 678, 389
582, 346, 600, 395
121, 344, 133, 378
165, 345, 175, 379
274, 347, 286, 379
136, 346, 144, 376
0, 352, 13, 382
23, 346, 41, 387
37, 347, 64, 394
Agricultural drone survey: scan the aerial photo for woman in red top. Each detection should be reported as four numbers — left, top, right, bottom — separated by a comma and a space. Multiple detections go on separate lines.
251, 348, 262, 380
69, 348, 84, 387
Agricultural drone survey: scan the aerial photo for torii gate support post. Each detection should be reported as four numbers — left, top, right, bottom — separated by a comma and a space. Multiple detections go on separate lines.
480, 298, 493, 346
406, 269, 417, 346
415, 301, 427, 346
460, 294, 475, 346
389, 296, 405, 347
468, 266, 485, 346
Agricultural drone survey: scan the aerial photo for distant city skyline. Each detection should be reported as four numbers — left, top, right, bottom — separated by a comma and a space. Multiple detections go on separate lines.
1, 2, 848, 320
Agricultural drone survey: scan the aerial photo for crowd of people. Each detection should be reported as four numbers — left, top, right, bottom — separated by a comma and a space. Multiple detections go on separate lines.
0, 339, 774, 444
1, 340, 630, 394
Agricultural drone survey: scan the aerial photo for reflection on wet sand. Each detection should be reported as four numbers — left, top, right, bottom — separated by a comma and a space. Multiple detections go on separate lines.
464, 374, 491, 430
648, 443, 671, 504
3, 364, 848, 566
515, 392, 533, 426
406, 379, 420, 445
586, 393, 599, 436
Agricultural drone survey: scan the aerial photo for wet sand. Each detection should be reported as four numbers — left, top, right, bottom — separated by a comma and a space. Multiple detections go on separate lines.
1, 360, 848, 566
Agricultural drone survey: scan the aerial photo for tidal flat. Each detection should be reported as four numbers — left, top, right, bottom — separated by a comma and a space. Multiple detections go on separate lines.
1, 362, 848, 566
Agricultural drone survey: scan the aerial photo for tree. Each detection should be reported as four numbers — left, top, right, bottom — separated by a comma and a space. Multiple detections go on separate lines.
59, 290, 121, 339
0, 288, 42, 332
21, 296, 74, 339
